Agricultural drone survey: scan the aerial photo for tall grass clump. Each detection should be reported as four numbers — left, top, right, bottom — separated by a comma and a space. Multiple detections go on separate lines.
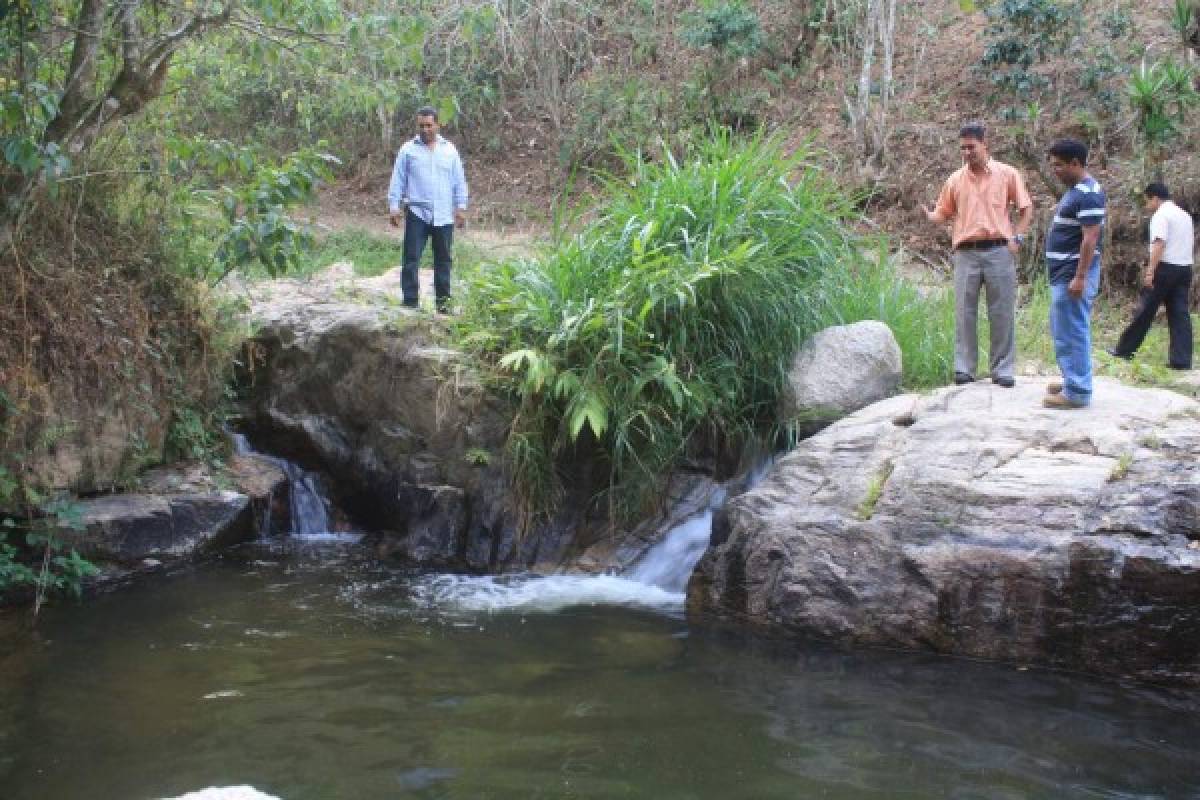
457, 130, 865, 521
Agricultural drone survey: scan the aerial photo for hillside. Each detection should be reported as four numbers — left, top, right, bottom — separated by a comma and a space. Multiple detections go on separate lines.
324, 0, 1193, 293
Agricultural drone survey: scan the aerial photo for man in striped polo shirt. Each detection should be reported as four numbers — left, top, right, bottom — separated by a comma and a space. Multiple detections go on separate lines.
1043, 139, 1106, 409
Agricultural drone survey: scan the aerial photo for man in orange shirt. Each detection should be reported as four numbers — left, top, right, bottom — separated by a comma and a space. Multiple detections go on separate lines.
922, 123, 1034, 387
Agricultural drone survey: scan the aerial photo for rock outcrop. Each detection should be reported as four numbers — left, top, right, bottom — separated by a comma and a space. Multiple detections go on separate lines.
780, 320, 903, 426
236, 266, 725, 571
44, 454, 288, 592
690, 378, 1200, 684
63, 491, 254, 565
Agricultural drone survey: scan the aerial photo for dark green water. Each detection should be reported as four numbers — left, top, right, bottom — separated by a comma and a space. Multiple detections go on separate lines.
2, 544, 1198, 800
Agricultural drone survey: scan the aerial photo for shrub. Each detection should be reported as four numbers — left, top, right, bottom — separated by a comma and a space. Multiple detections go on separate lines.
457, 130, 869, 520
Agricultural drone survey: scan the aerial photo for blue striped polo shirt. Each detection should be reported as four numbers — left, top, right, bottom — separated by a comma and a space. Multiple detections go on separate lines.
1045, 175, 1106, 284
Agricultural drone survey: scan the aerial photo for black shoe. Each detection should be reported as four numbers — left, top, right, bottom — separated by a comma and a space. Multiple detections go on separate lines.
1105, 347, 1132, 361
435, 299, 453, 315
992, 376, 1015, 388
954, 372, 974, 385
1168, 363, 1192, 370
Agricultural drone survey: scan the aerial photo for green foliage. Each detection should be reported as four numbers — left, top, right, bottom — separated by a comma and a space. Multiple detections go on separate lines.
464, 448, 493, 467
0, 468, 97, 608
681, 0, 766, 126
1171, 0, 1194, 44
0, 82, 70, 213
160, 138, 338, 283
979, 0, 1080, 101
681, 0, 765, 59
559, 75, 676, 169
1127, 59, 1200, 149
1100, 2, 1134, 38
165, 405, 226, 463
856, 461, 894, 520
456, 130, 866, 520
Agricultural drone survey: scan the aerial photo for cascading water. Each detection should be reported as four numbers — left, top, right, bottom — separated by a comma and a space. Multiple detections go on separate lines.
231, 433, 360, 543
412, 478, 752, 616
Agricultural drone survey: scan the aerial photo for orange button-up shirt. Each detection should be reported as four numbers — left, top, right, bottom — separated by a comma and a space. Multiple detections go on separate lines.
934, 159, 1032, 248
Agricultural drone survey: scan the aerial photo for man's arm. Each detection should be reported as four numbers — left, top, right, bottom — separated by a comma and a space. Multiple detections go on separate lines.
387, 148, 407, 227
1070, 224, 1101, 298
1008, 203, 1034, 255
921, 179, 955, 223
452, 151, 468, 228
1006, 169, 1034, 254
1146, 238, 1166, 289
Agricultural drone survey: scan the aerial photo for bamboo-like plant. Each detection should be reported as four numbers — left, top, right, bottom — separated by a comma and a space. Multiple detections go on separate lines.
1171, 0, 1195, 45
1128, 59, 1200, 178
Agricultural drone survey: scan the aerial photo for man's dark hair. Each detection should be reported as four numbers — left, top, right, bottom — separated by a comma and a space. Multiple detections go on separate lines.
1144, 182, 1170, 200
959, 122, 987, 141
1047, 138, 1088, 166
416, 105, 439, 121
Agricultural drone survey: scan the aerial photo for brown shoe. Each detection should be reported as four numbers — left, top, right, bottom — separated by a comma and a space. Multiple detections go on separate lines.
1043, 392, 1085, 410
1046, 381, 1063, 395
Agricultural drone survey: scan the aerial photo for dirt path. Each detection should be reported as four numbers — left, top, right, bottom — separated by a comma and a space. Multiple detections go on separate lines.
309, 187, 544, 262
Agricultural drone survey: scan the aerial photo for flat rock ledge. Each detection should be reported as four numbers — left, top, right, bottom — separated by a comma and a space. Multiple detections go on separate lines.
689, 377, 1200, 684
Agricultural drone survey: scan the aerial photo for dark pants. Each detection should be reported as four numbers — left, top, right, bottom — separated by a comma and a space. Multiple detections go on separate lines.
402, 210, 453, 308
1113, 262, 1193, 369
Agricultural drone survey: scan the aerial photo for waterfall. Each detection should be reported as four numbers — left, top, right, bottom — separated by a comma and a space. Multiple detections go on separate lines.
231, 433, 355, 542
624, 488, 727, 592
412, 456, 776, 615
412, 498, 723, 615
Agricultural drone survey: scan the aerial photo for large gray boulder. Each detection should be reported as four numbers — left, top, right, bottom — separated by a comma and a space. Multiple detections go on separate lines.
690, 377, 1200, 684
781, 320, 902, 425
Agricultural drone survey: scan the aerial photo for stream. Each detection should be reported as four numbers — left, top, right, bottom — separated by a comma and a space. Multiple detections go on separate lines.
1, 466, 1199, 799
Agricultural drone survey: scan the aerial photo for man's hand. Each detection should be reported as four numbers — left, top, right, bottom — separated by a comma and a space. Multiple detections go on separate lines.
455, 209, 466, 229
1068, 274, 1086, 298
1007, 238, 1021, 256
389, 204, 406, 228
1144, 269, 1156, 289
920, 203, 941, 223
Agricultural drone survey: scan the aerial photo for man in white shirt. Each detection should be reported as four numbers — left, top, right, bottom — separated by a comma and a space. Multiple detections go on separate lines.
387, 106, 468, 313
1110, 182, 1193, 370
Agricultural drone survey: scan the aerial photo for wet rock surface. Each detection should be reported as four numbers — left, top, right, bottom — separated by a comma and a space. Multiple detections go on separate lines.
690, 377, 1200, 684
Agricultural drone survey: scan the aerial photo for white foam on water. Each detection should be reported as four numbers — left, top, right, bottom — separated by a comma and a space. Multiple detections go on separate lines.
288, 532, 364, 544
409, 490, 739, 616
413, 572, 685, 615
160, 787, 281, 800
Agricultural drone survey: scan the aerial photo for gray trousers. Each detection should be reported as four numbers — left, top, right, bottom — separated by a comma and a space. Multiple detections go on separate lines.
952, 246, 1017, 379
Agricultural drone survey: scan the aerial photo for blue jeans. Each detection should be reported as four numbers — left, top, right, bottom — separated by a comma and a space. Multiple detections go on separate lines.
402, 210, 453, 308
1048, 259, 1101, 405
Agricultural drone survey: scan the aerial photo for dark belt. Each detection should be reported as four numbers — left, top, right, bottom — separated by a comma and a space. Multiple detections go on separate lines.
955, 238, 1009, 251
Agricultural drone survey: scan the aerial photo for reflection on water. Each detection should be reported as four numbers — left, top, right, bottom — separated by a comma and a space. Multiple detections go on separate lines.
2, 546, 1199, 800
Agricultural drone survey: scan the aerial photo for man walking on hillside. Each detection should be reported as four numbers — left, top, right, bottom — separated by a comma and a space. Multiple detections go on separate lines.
388, 106, 468, 313
1043, 138, 1106, 410
1108, 182, 1193, 371
922, 123, 1033, 387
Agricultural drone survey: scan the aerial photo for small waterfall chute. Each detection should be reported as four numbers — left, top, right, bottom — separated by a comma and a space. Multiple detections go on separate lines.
231, 432, 360, 543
